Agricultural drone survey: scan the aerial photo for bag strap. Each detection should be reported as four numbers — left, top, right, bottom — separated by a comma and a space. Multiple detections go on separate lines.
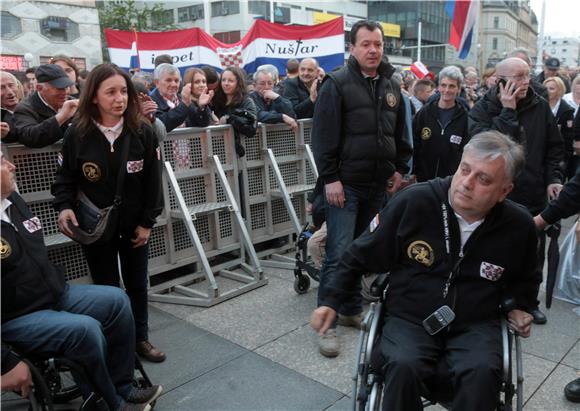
113, 133, 131, 207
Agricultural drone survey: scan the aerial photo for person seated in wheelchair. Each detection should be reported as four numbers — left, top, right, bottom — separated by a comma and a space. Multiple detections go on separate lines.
311, 131, 538, 411
0, 150, 162, 411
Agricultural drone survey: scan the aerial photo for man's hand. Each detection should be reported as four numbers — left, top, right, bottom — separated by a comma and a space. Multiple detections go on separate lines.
198, 89, 214, 108
547, 183, 563, 200
311, 306, 337, 336
386, 171, 404, 194
0, 122, 10, 139
57, 209, 78, 238
498, 80, 521, 110
262, 89, 280, 102
508, 309, 533, 338
309, 81, 318, 103
325, 181, 345, 208
282, 114, 298, 132
55, 99, 79, 125
1, 361, 32, 397
132, 225, 151, 248
181, 83, 192, 106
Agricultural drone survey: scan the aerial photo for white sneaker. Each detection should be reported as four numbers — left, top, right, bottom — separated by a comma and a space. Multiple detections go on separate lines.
319, 329, 340, 357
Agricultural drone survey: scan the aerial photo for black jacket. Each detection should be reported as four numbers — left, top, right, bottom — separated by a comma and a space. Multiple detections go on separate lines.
312, 56, 411, 187
52, 122, 163, 232
249, 91, 295, 123
283, 77, 315, 119
214, 97, 257, 157
150, 88, 211, 132
469, 86, 564, 214
320, 177, 539, 330
0, 108, 19, 144
540, 166, 580, 224
553, 99, 576, 174
412, 97, 469, 182
13, 92, 70, 148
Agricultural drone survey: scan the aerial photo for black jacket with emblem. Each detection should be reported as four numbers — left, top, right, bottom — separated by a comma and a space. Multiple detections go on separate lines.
312, 56, 411, 187
319, 177, 539, 329
13, 92, 71, 148
51, 122, 163, 232
282, 76, 315, 119
2, 192, 66, 324
412, 96, 469, 182
469, 86, 564, 214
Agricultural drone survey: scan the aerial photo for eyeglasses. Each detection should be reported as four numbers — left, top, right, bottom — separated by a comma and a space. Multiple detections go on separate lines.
499, 72, 531, 82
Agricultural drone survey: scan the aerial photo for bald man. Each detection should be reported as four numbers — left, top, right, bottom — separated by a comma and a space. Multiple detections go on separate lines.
283, 57, 319, 118
469, 57, 565, 325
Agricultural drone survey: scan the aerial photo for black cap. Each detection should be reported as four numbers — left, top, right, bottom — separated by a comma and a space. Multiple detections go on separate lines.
35, 64, 74, 88
545, 57, 560, 70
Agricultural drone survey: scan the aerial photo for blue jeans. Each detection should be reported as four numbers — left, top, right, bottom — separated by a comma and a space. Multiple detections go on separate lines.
317, 183, 385, 325
2, 285, 136, 410
83, 231, 150, 342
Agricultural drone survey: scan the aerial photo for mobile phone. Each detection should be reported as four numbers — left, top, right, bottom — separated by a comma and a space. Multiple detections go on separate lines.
497, 78, 507, 88
422, 305, 455, 335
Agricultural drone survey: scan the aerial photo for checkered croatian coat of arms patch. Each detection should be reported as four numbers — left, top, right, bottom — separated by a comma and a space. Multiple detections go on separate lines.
479, 261, 504, 281
217, 45, 243, 68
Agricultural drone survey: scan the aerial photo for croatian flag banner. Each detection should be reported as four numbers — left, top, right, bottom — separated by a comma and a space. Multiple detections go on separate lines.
446, 0, 478, 59
105, 17, 344, 75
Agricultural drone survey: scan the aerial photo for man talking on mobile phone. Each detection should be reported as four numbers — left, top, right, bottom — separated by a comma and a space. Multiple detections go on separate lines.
311, 131, 538, 411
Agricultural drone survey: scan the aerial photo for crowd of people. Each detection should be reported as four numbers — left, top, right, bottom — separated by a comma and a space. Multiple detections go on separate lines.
1, 18, 580, 410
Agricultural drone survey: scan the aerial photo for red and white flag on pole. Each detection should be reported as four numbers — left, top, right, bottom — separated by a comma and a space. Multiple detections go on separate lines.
410, 61, 434, 80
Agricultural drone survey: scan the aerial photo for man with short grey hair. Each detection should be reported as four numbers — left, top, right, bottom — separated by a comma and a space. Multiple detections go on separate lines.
412, 65, 469, 182
312, 130, 538, 410
250, 69, 297, 130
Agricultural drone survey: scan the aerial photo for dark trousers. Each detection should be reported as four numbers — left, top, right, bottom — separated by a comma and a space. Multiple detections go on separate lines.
378, 316, 501, 411
534, 229, 547, 309
83, 232, 150, 342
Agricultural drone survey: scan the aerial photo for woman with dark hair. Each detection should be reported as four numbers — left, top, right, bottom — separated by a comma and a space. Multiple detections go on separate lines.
213, 67, 257, 156
50, 55, 81, 98
51, 63, 166, 363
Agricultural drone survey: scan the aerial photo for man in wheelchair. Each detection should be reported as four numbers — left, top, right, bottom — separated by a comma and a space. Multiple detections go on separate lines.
0, 150, 162, 411
311, 131, 539, 411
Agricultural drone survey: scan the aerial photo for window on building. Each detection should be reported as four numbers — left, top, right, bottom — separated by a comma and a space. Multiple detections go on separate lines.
492, 37, 498, 50
152, 9, 174, 26
281, 3, 302, 10
211, 1, 240, 17
40, 16, 79, 42
178, 5, 204, 22
305, 7, 323, 13
1, 12, 21, 38
214, 31, 241, 43
493, 16, 499, 29
248, 1, 269, 17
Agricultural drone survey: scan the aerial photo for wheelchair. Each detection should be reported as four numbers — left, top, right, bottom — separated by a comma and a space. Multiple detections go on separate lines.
4, 354, 153, 411
352, 275, 524, 411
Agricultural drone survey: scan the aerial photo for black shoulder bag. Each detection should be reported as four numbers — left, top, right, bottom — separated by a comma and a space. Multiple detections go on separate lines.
68, 135, 131, 245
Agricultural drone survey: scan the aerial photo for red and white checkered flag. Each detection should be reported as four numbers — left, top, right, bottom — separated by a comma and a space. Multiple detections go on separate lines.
217, 45, 243, 68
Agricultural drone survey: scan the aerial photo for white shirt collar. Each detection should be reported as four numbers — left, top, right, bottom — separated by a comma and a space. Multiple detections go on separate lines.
37, 91, 58, 113
551, 99, 561, 117
1, 198, 13, 224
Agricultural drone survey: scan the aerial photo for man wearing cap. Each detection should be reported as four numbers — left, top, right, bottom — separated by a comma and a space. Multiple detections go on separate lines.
536, 57, 571, 93
13, 64, 78, 148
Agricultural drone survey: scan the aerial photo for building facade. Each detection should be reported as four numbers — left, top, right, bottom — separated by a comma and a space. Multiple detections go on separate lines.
0, 0, 103, 72
542, 36, 580, 68
479, 0, 538, 72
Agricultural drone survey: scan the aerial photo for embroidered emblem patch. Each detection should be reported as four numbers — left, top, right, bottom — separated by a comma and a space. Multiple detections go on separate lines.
0, 237, 11, 259
127, 159, 144, 173
22, 217, 42, 233
82, 162, 101, 182
449, 135, 462, 145
369, 213, 380, 232
480, 261, 504, 281
407, 240, 434, 267
421, 127, 432, 140
386, 92, 397, 107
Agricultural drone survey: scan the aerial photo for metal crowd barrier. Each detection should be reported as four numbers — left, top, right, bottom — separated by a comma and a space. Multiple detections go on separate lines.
2, 120, 316, 306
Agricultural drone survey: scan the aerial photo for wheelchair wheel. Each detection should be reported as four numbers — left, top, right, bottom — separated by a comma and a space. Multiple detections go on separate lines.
43, 364, 81, 404
24, 360, 53, 411
293, 271, 310, 294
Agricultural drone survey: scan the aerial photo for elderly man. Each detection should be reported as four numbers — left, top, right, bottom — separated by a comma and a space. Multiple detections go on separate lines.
0, 150, 162, 411
250, 67, 297, 131
536, 57, 571, 93
312, 131, 538, 410
412, 66, 469, 182
469, 57, 565, 325
0, 71, 21, 143
312, 20, 410, 357
283, 57, 319, 119
150, 63, 211, 132
13, 64, 78, 148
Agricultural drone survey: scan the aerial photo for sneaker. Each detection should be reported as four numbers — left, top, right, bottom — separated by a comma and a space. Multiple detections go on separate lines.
337, 313, 364, 329
564, 377, 580, 403
319, 329, 340, 358
119, 402, 151, 411
136, 341, 166, 362
127, 385, 163, 405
